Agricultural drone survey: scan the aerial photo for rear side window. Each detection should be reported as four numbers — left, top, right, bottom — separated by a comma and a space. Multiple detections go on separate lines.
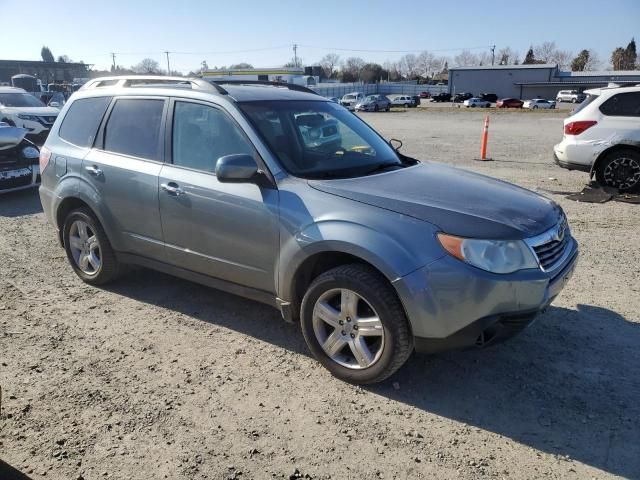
104, 98, 164, 160
570, 94, 599, 116
59, 97, 111, 147
599, 92, 640, 117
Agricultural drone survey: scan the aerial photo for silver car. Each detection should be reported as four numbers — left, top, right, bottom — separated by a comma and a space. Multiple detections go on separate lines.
355, 95, 391, 112
39, 76, 578, 384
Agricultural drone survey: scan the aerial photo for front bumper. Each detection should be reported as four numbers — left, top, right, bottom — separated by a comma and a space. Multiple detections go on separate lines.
393, 240, 579, 353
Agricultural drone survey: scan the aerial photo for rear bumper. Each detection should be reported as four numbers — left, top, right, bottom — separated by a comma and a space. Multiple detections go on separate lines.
553, 152, 591, 172
394, 241, 579, 353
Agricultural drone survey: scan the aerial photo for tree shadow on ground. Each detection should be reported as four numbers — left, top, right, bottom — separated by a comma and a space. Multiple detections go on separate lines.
109, 269, 640, 479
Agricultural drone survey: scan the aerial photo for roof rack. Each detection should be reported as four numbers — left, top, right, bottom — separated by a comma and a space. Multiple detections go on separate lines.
79, 76, 225, 93
210, 80, 320, 96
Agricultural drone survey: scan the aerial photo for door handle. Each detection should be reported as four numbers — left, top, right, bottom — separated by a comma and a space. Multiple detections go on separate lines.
85, 165, 103, 177
161, 182, 185, 196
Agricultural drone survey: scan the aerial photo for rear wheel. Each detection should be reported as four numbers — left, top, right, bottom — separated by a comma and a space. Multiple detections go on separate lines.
374, 104, 379, 112
300, 264, 413, 384
571, 98, 577, 103
63, 208, 121, 285
595, 150, 640, 192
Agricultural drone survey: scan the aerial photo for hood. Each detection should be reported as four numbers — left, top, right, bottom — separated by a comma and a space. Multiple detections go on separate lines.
309, 162, 560, 239
1, 106, 60, 116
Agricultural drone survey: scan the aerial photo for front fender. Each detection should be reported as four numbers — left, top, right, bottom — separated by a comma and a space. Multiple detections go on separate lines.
278, 219, 442, 302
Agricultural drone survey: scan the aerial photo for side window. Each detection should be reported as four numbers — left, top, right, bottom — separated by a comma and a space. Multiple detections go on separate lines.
172, 101, 254, 173
103, 98, 164, 160
599, 92, 640, 117
59, 96, 111, 147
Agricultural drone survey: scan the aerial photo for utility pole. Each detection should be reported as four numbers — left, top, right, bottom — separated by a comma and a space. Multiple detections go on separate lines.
164, 51, 171, 75
293, 44, 298, 67
491, 45, 496, 66
111, 52, 116, 72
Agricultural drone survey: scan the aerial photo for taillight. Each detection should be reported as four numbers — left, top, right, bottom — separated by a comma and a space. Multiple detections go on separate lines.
39, 146, 52, 173
564, 120, 597, 135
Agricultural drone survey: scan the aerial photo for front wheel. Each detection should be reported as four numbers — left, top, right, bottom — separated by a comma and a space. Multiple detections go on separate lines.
300, 264, 413, 384
63, 208, 121, 285
595, 150, 640, 192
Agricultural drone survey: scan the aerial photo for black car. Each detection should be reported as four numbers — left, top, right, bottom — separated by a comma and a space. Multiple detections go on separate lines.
479, 93, 498, 103
430, 92, 452, 102
453, 92, 473, 103
412, 95, 421, 106
0, 124, 41, 194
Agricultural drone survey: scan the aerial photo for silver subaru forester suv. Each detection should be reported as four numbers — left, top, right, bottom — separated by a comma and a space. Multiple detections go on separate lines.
39, 76, 578, 384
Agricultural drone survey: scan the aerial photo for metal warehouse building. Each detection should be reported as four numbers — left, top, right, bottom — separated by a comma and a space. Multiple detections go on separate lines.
448, 64, 640, 100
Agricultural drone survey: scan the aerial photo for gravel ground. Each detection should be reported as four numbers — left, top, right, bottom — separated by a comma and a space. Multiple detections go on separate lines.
1, 109, 639, 480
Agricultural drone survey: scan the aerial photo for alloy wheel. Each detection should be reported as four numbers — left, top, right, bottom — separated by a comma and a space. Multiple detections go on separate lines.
68, 220, 102, 275
312, 288, 385, 369
603, 157, 640, 190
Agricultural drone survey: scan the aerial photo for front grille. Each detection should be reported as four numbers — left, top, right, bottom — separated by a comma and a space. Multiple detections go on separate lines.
533, 233, 570, 270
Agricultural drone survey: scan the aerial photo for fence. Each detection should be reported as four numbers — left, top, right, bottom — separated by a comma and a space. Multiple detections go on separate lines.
310, 82, 448, 98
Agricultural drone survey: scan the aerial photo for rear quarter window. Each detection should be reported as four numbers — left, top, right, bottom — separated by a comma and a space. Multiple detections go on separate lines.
599, 92, 640, 117
58, 96, 112, 147
570, 94, 599, 116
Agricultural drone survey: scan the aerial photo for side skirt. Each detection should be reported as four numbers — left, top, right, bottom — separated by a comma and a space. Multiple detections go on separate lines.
117, 252, 280, 310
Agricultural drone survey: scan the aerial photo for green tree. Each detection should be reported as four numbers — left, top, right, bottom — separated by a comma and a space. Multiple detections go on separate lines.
571, 50, 590, 71
41, 46, 55, 62
623, 38, 637, 69
611, 47, 626, 70
228, 63, 253, 69
523, 47, 536, 64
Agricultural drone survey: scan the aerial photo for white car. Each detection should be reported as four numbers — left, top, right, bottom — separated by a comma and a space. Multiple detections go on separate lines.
463, 98, 491, 108
523, 99, 556, 109
556, 90, 586, 103
553, 85, 640, 191
0, 87, 59, 144
340, 92, 365, 111
389, 95, 416, 107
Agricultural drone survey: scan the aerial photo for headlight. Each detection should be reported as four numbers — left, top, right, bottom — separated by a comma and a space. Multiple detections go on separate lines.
18, 114, 39, 121
22, 146, 40, 159
437, 233, 539, 274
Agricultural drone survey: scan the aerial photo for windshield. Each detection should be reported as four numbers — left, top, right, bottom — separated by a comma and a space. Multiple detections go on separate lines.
240, 100, 403, 179
570, 94, 599, 116
0, 93, 46, 108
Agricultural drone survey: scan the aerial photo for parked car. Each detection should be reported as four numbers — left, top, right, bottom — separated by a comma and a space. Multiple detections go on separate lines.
294, 112, 343, 153
419, 91, 430, 99
523, 99, 556, 109
389, 95, 416, 108
40, 76, 579, 384
412, 95, 421, 106
479, 93, 498, 103
463, 98, 491, 108
496, 98, 524, 108
554, 85, 640, 191
556, 90, 586, 103
453, 92, 473, 103
340, 92, 365, 110
355, 94, 391, 112
430, 92, 452, 102
0, 87, 60, 144
0, 123, 41, 194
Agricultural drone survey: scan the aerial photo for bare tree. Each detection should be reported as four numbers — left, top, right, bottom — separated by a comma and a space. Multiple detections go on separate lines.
453, 49, 480, 66
319, 53, 341, 78
341, 57, 366, 81
132, 58, 162, 74
533, 42, 572, 68
399, 54, 419, 78
497, 47, 518, 65
416, 51, 437, 78
584, 50, 601, 70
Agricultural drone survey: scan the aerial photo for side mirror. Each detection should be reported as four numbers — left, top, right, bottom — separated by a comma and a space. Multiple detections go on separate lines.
390, 138, 403, 151
215, 154, 259, 183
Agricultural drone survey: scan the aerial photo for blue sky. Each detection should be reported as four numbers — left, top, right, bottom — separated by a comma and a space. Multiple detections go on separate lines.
0, 0, 637, 72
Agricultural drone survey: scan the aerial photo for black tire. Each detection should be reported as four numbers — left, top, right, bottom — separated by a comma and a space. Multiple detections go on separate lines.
62, 208, 121, 285
374, 104, 379, 112
405, 103, 410, 108
595, 149, 640, 192
385, 104, 390, 112
571, 98, 577, 103
300, 264, 413, 384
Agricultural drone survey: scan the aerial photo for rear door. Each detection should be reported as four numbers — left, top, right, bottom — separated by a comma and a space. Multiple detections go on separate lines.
158, 99, 279, 292
597, 92, 640, 142
81, 96, 167, 260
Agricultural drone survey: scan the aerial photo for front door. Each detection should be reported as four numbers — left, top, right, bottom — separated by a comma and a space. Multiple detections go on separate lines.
158, 100, 279, 293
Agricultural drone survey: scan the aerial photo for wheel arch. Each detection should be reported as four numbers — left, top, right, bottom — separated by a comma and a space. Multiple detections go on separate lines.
55, 196, 109, 247
590, 143, 640, 178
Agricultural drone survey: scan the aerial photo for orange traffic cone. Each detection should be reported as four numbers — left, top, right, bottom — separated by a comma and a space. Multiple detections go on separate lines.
479, 115, 490, 160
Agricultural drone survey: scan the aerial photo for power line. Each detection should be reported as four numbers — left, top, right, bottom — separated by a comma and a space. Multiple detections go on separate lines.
297, 44, 494, 54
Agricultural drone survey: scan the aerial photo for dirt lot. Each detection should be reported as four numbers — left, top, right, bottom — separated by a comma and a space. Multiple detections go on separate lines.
1, 109, 639, 480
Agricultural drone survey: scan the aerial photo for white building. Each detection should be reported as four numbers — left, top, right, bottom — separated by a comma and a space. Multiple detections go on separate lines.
201, 67, 318, 86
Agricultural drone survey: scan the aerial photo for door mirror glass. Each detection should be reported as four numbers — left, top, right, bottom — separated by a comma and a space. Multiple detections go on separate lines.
216, 154, 259, 183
